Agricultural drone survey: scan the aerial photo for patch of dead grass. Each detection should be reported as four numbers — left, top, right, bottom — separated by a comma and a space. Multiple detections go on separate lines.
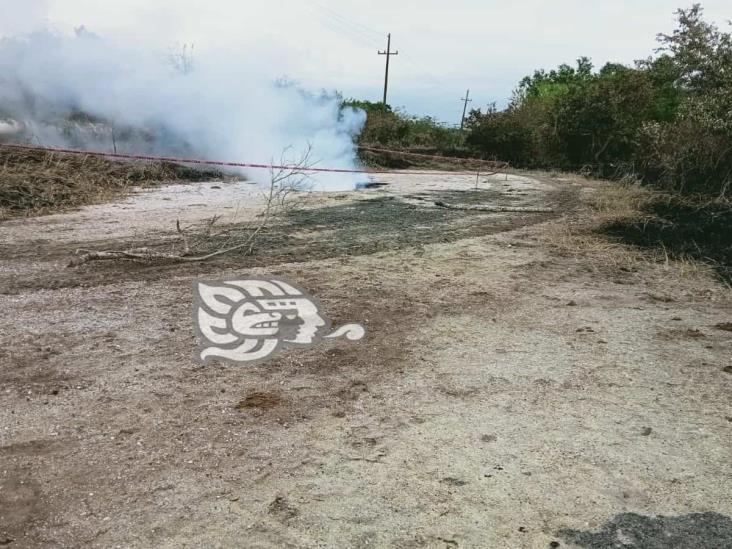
585, 182, 655, 221
541, 183, 722, 283
0, 147, 222, 219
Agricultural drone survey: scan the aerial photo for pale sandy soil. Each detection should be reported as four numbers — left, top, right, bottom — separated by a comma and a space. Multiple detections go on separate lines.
1, 171, 730, 548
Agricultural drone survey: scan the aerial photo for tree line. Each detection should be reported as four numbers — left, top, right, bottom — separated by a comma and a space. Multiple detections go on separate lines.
349, 5, 731, 197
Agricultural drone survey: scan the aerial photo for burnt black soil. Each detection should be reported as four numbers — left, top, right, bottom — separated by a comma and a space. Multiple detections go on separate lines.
559, 512, 732, 549
0, 186, 574, 294
135, 185, 567, 259
599, 199, 732, 283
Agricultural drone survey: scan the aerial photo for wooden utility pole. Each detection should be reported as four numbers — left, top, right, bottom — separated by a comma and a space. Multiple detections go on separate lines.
460, 89, 472, 130
378, 33, 398, 105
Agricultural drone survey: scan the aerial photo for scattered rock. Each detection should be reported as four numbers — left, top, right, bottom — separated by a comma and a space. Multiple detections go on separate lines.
714, 322, 732, 332
722, 366, 732, 375
646, 293, 675, 303
268, 496, 298, 520
441, 477, 468, 487
481, 434, 497, 443
641, 427, 653, 436
566, 300, 578, 306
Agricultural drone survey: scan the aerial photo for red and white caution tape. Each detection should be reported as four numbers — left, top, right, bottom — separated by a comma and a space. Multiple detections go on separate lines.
0, 142, 507, 177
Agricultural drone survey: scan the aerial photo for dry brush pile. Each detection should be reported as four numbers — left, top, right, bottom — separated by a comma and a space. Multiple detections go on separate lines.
0, 147, 220, 219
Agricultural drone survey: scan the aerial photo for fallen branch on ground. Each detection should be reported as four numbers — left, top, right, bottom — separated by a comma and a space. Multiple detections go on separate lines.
433, 201, 553, 213
68, 146, 314, 267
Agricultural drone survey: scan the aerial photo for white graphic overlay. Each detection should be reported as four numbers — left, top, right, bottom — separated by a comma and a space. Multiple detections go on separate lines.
194, 278, 365, 364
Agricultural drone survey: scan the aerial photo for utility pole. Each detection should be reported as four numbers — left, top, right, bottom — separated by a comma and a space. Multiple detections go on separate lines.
460, 89, 472, 130
378, 33, 398, 105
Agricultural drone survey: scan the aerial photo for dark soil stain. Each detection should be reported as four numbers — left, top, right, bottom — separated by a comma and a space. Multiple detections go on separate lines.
600, 198, 732, 283
268, 496, 299, 521
559, 512, 732, 548
235, 391, 284, 410
1, 186, 575, 294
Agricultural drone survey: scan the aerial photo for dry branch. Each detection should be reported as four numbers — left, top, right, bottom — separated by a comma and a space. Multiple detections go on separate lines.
68, 146, 315, 267
433, 201, 553, 213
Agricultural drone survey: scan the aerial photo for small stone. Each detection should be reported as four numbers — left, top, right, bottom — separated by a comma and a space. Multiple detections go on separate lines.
481, 434, 497, 443
641, 427, 652, 436
441, 477, 468, 487
566, 300, 578, 306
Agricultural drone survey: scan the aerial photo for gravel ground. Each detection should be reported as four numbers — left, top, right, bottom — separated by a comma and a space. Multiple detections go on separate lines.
1, 171, 730, 548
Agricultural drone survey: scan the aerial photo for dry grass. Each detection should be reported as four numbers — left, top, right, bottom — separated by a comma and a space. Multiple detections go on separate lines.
542, 216, 646, 267
584, 182, 655, 220
541, 182, 721, 282
0, 147, 221, 219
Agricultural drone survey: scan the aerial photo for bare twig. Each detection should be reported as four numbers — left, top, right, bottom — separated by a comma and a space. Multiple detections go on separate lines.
69, 147, 315, 267
434, 201, 553, 213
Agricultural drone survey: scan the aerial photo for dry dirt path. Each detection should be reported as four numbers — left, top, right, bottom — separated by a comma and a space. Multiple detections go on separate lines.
1, 171, 731, 548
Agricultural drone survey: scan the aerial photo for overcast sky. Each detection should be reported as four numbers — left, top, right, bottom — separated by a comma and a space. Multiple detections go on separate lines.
4, 0, 731, 123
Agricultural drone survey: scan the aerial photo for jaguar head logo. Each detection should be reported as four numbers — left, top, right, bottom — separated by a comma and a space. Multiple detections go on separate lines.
194, 278, 364, 364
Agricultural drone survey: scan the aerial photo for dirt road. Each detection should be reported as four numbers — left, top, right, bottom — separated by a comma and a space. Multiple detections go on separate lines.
1, 171, 730, 548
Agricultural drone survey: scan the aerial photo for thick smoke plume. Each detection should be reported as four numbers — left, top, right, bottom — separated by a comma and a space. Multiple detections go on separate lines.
0, 21, 367, 190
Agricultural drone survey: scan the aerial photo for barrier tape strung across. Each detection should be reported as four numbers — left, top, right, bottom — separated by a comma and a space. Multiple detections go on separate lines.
357, 145, 509, 171
0, 142, 507, 177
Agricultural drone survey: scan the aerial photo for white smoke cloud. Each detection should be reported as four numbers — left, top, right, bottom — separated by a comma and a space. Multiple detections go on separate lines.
0, 10, 367, 190
0, 0, 50, 35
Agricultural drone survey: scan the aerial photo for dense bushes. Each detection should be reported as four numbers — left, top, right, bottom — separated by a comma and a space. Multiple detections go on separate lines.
464, 5, 732, 197
342, 99, 464, 152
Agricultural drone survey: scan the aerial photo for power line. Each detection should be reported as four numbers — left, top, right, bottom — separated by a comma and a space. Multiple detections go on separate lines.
305, 0, 384, 48
399, 49, 445, 88
306, 0, 384, 39
302, 2, 449, 109
314, 16, 383, 49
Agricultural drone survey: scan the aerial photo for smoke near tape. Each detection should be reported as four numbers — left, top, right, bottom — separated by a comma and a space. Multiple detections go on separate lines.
0, 142, 507, 178
0, 8, 367, 191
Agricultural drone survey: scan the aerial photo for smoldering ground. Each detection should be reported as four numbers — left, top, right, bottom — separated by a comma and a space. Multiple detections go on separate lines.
0, 17, 367, 190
